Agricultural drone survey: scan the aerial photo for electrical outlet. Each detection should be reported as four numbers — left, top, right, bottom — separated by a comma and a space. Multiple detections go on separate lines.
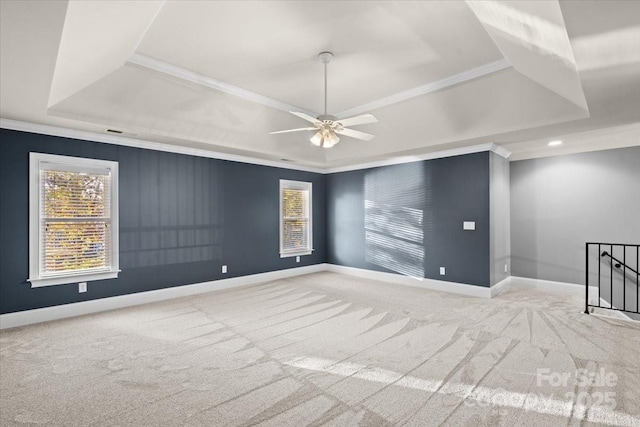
78, 282, 87, 293
504, 264, 508, 273
296, 256, 300, 263
440, 267, 446, 275
222, 265, 227, 274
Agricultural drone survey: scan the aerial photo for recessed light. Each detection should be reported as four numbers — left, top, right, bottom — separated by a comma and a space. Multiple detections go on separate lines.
548, 140, 563, 147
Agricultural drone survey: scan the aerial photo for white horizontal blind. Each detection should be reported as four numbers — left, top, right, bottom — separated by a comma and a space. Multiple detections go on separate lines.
41, 169, 111, 275
281, 186, 310, 254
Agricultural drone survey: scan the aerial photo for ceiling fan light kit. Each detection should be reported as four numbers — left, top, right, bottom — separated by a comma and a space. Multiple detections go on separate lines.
311, 127, 340, 148
270, 51, 378, 148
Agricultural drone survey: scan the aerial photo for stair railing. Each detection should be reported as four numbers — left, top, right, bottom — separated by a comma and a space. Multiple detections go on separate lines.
585, 242, 639, 316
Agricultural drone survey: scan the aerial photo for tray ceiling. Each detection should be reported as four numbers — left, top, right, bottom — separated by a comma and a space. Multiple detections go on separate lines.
1, 0, 638, 168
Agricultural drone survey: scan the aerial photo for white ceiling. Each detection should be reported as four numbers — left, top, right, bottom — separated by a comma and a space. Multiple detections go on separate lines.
1, 0, 639, 169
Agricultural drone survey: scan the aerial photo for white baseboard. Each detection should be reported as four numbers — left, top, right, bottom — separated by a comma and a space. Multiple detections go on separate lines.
593, 297, 635, 321
490, 276, 512, 297
591, 311, 639, 323
504, 277, 638, 321
509, 276, 584, 295
6, 266, 631, 330
0, 264, 327, 330
325, 264, 492, 298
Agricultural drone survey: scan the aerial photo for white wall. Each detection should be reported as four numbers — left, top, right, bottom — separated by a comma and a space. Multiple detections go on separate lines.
511, 146, 640, 285
490, 152, 511, 285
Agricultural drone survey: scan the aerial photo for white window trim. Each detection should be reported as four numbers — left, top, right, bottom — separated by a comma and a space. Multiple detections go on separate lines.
279, 179, 313, 258
28, 153, 120, 287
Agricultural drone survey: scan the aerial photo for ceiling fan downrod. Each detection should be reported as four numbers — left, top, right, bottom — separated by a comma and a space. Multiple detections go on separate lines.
267, 50, 377, 147
318, 51, 333, 116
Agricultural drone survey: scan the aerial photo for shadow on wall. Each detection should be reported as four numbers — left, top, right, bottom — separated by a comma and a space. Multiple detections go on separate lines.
364, 162, 432, 278
120, 225, 223, 268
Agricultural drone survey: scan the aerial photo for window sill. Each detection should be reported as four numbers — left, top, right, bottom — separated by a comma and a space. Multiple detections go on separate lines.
28, 270, 120, 288
280, 250, 313, 258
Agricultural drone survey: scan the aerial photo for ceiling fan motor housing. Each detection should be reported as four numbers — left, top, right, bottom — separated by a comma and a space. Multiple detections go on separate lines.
317, 114, 337, 122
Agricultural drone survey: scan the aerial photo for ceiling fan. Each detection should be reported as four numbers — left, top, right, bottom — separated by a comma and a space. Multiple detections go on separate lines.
269, 51, 378, 148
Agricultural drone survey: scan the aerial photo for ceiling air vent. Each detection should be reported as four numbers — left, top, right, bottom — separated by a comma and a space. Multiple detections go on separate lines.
106, 129, 123, 134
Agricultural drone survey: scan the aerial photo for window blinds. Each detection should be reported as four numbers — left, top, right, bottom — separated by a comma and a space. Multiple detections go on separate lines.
41, 170, 111, 275
281, 187, 310, 254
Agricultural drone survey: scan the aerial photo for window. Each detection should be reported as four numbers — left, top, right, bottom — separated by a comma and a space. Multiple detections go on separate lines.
29, 153, 119, 287
280, 180, 312, 257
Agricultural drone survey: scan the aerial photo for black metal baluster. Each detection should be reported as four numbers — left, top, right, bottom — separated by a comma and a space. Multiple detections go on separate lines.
585, 243, 589, 314
610, 244, 613, 309
623, 245, 626, 312
598, 243, 601, 308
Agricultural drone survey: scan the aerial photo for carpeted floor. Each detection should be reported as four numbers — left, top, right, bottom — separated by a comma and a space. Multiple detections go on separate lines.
1, 272, 639, 426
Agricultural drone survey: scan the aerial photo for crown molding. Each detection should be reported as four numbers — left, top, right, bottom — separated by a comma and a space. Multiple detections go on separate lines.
335, 59, 511, 118
490, 143, 512, 159
127, 53, 318, 118
1, 118, 511, 174
128, 54, 510, 123
325, 143, 511, 173
0, 118, 325, 173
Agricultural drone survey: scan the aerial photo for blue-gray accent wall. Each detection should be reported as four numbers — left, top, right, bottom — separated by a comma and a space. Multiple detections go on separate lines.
0, 128, 493, 316
327, 152, 491, 287
0, 129, 326, 314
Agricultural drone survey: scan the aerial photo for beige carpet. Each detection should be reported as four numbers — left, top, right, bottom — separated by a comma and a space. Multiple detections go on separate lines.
1, 272, 639, 426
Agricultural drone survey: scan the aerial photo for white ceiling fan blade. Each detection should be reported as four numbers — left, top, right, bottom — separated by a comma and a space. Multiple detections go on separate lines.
336, 113, 378, 127
335, 128, 375, 141
269, 127, 316, 135
290, 111, 320, 124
